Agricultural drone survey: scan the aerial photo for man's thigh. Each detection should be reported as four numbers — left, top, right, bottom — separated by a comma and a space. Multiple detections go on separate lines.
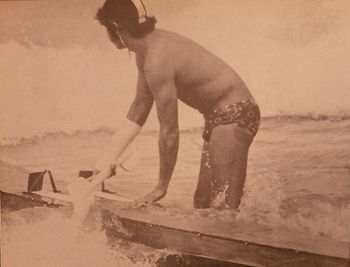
208, 124, 253, 208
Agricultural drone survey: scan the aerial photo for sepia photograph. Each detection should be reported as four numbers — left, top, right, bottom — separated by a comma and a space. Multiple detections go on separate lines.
0, 0, 349, 266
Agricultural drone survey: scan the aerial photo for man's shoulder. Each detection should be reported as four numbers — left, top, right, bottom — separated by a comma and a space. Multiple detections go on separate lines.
144, 42, 176, 78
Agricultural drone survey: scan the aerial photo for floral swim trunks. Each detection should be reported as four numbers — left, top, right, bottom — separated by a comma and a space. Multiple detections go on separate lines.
202, 99, 261, 141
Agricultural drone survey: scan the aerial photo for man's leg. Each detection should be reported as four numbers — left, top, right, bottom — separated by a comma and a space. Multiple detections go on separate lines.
208, 124, 253, 209
193, 142, 212, 209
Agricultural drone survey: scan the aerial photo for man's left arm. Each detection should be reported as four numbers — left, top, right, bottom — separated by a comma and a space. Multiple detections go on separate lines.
141, 62, 179, 205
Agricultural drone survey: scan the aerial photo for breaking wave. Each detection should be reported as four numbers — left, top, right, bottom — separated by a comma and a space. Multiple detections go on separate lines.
2, 208, 173, 267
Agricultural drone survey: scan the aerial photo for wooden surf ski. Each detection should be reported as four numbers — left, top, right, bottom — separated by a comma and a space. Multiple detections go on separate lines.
1, 189, 349, 267
0, 162, 349, 267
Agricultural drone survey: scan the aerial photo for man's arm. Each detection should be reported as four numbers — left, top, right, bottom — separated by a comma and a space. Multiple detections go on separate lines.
141, 59, 179, 204
127, 55, 155, 126
92, 61, 154, 188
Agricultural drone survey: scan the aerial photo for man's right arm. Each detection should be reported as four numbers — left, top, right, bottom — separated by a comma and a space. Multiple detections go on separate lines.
126, 67, 154, 127
94, 66, 154, 176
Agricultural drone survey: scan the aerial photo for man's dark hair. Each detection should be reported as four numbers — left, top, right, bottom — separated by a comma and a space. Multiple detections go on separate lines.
96, 0, 156, 38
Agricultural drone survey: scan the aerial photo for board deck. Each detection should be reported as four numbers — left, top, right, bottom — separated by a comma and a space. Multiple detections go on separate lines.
34, 189, 133, 203
1, 161, 349, 267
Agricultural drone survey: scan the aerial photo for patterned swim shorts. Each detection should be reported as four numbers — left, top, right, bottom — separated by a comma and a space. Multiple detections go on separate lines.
202, 99, 261, 141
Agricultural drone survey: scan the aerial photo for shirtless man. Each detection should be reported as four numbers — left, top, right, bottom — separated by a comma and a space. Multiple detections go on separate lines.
93, 0, 260, 209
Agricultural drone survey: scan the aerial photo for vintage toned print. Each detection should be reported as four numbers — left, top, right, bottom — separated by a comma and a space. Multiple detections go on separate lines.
1, 0, 349, 266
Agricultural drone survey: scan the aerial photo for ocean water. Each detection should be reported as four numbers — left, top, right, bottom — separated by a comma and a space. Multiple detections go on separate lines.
1, 39, 350, 144
1, 118, 350, 266
2, 207, 171, 267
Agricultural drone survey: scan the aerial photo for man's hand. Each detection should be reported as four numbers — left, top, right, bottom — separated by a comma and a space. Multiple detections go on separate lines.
93, 150, 118, 179
136, 185, 167, 207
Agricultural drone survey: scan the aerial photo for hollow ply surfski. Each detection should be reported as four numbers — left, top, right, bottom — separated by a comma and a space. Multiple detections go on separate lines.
1, 162, 349, 267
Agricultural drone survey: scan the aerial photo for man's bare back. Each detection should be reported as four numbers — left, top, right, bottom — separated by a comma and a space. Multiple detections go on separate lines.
142, 29, 253, 114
